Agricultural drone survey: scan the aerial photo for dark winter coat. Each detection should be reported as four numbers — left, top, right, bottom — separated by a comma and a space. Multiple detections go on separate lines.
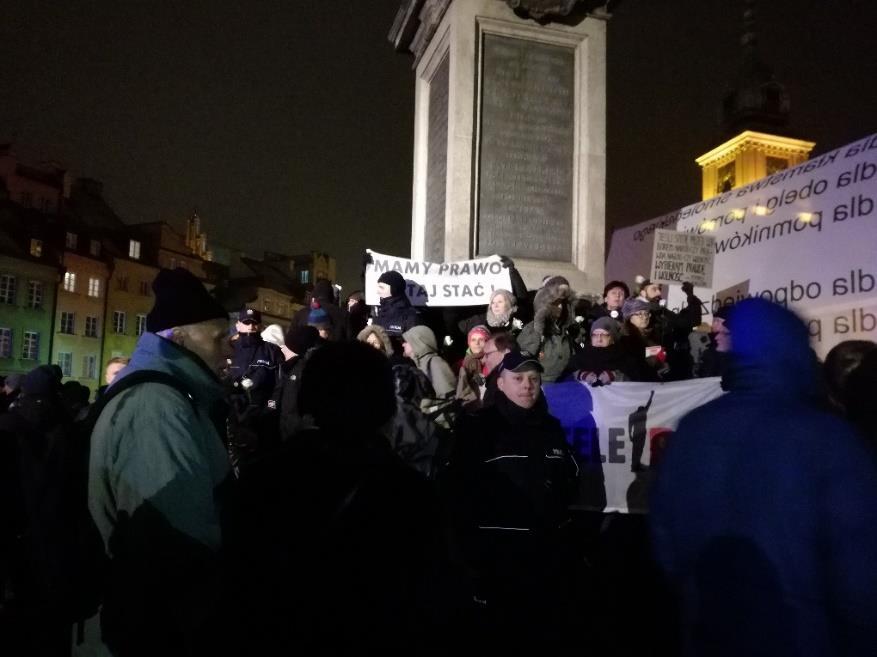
374, 293, 422, 337
290, 280, 350, 342
228, 332, 282, 407
568, 343, 643, 382
650, 298, 877, 657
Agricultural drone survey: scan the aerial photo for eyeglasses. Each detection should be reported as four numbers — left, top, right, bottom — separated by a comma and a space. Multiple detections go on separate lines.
631, 311, 650, 319
591, 331, 610, 338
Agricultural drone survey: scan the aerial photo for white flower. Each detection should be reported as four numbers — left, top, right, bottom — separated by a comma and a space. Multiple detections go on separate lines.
512, 318, 524, 330
575, 315, 585, 324
443, 335, 454, 346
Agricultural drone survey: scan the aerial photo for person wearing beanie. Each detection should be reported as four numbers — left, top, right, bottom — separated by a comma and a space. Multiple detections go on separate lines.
456, 325, 493, 409
618, 297, 663, 381
307, 306, 332, 340
273, 325, 323, 442
87, 267, 233, 656
568, 316, 644, 385
587, 280, 630, 325
373, 270, 423, 344
289, 278, 349, 342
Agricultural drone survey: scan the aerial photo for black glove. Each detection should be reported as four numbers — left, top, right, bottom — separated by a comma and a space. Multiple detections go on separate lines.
362, 251, 374, 266
681, 281, 694, 296
499, 255, 515, 269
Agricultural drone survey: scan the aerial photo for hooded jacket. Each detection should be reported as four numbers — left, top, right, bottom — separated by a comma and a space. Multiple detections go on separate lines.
517, 280, 583, 382
357, 324, 394, 356
401, 325, 456, 399
88, 332, 232, 654
650, 299, 877, 657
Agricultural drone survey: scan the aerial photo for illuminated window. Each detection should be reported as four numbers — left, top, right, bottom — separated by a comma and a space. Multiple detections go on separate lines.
0, 328, 12, 358
60, 311, 75, 334
716, 162, 735, 195
136, 314, 147, 336
27, 281, 43, 309
88, 277, 101, 298
63, 271, 77, 292
22, 331, 39, 361
129, 240, 141, 260
766, 156, 788, 176
30, 239, 43, 257
90, 240, 101, 256
66, 232, 78, 249
300, 270, 309, 284
57, 351, 72, 376
82, 354, 97, 380
0, 275, 16, 304
113, 311, 126, 334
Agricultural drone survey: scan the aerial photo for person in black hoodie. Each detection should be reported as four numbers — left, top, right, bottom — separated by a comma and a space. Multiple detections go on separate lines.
274, 325, 323, 442
373, 270, 422, 343
290, 279, 350, 342
444, 351, 579, 650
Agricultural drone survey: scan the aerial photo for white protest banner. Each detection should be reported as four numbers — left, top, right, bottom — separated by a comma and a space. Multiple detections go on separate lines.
667, 132, 877, 358
364, 250, 512, 307
607, 132, 877, 357
544, 378, 725, 513
650, 229, 715, 288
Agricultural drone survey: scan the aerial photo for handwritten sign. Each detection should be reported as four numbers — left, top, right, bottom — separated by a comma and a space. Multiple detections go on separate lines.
650, 229, 715, 288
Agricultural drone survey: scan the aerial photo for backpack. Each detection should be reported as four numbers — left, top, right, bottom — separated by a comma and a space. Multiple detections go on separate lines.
64, 371, 196, 635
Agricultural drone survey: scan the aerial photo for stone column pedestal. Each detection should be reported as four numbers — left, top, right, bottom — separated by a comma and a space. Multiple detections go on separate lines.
391, 0, 608, 294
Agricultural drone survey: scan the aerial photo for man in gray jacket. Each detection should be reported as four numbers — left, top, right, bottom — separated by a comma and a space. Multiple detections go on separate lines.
88, 267, 233, 657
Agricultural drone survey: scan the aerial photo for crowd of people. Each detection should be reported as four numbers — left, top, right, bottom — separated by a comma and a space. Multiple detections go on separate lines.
1, 261, 876, 656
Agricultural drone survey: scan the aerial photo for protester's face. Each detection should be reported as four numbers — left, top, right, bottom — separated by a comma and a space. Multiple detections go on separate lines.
402, 341, 414, 359
365, 333, 384, 352
482, 342, 508, 373
497, 369, 541, 409
591, 329, 613, 348
604, 287, 626, 310
316, 327, 331, 340
347, 297, 359, 310
468, 333, 486, 355
630, 311, 650, 330
490, 294, 510, 316
104, 362, 126, 385
548, 298, 565, 319
176, 319, 233, 373
377, 282, 392, 299
236, 320, 258, 334
713, 318, 732, 353
643, 284, 662, 301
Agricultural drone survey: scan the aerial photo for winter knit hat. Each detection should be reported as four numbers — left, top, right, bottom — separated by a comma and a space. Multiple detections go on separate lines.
591, 316, 621, 342
146, 268, 228, 333
260, 324, 286, 348
22, 365, 61, 396
622, 297, 652, 320
284, 325, 321, 356
378, 270, 406, 297
468, 325, 491, 343
307, 306, 331, 329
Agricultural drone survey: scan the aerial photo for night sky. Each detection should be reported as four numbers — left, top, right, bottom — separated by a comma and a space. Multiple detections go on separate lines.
2, 1, 875, 291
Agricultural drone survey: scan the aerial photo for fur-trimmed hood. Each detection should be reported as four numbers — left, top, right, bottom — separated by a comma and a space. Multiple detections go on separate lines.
357, 324, 394, 356
532, 280, 578, 336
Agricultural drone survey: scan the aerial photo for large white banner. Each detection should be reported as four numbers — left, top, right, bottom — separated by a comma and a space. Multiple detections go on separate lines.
607, 133, 877, 357
544, 379, 725, 513
364, 250, 513, 307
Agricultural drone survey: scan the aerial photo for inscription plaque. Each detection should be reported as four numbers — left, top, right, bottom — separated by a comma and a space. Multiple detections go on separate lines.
477, 35, 574, 261
425, 54, 449, 263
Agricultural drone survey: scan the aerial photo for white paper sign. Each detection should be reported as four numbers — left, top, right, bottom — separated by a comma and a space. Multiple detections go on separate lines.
650, 229, 715, 288
364, 250, 513, 307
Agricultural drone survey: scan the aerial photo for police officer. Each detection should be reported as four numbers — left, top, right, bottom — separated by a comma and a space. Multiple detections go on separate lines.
227, 306, 282, 466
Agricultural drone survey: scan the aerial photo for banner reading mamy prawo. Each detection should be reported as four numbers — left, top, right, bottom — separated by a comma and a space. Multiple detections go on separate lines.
365, 250, 512, 307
